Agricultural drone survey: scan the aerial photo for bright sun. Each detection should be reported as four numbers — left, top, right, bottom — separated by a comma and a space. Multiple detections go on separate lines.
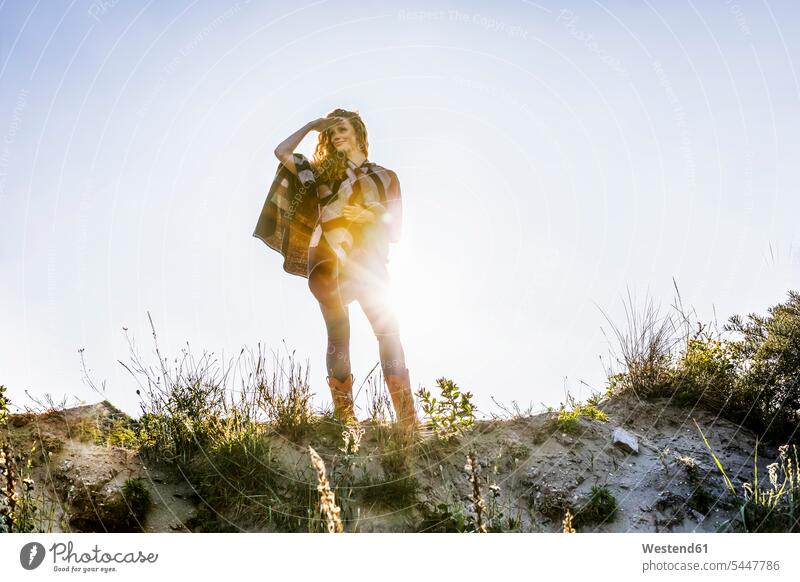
386, 241, 449, 333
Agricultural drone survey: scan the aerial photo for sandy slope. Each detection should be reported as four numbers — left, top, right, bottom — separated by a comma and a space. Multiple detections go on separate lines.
3, 392, 775, 533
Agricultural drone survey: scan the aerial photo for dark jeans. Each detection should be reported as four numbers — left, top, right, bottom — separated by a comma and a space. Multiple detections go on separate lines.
308, 244, 406, 382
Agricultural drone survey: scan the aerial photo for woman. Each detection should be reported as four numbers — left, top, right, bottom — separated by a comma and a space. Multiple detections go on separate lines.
253, 108, 417, 430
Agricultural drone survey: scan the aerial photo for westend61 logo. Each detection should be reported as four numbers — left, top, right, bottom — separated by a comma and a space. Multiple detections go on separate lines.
20, 541, 158, 573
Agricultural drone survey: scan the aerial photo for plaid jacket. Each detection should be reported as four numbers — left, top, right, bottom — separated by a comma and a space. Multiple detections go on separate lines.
253, 152, 402, 278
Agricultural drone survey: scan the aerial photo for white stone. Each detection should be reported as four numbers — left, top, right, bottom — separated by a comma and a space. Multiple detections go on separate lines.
612, 427, 639, 454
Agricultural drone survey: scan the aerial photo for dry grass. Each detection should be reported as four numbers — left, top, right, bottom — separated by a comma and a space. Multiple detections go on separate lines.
562, 509, 576, 533
600, 288, 679, 398
308, 445, 343, 533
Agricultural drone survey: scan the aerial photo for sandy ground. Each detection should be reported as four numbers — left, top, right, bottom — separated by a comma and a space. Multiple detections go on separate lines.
2, 392, 775, 533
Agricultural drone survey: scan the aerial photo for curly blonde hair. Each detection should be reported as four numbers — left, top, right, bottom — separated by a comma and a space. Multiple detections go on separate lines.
312, 108, 369, 185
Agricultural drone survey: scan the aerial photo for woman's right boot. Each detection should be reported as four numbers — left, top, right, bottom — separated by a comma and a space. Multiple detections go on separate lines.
385, 367, 418, 431
327, 373, 357, 424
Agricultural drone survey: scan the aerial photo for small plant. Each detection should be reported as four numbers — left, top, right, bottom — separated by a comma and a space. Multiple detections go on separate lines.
417, 499, 469, 532
555, 393, 608, 434
464, 450, 487, 533
121, 478, 152, 524
585, 391, 605, 407
417, 377, 475, 442
488, 396, 535, 420
327, 423, 367, 528
482, 450, 523, 532
340, 423, 365, 456
572, 485, 618, 529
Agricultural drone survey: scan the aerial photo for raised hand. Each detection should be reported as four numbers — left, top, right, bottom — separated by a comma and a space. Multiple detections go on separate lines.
310, 116, 346, 133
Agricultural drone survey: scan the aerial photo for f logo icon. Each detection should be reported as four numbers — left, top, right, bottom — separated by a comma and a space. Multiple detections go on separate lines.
20, 542, 46, 570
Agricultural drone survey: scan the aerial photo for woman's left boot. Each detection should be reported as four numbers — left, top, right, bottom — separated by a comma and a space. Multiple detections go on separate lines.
385, 367, 418, 430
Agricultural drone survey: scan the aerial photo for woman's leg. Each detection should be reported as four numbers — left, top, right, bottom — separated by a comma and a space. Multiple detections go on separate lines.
358, 286, 406, 377
358, 289, 416, 427
320, 299, 351, 381
308, 256, 352, 381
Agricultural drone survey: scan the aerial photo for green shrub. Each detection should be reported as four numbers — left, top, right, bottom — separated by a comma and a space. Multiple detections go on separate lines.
607, 290, 800, 444
417, 378, 475, 442
671, 328, 741, 410
725, 291, 800, 442
106, 419, 139, 448
674, 291, 800, 443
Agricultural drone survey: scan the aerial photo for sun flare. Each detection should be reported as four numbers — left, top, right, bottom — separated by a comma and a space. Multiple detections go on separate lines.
386, 241, 450, 333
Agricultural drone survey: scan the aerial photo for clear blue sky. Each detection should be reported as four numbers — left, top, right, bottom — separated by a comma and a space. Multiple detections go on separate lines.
1, 0, 798, 418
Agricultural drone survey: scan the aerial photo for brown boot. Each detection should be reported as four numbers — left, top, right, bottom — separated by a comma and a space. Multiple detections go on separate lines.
385, 367, 418, 430
327, 373, 357, 424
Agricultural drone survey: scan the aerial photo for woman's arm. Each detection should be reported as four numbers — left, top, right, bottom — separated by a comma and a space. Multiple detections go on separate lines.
342, 204, 376, 224
273, 117, 343, 175
349, 170, 402, 240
